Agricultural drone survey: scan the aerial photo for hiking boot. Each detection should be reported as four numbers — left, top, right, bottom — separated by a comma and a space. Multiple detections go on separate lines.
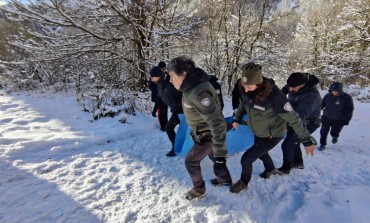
259, 168, 278, 179
230, 179, 248, 193
210, 178, 232, 186
278, 166, 291, 175
292, 162, 305, 169
184, 187, 206, 200
166, 150, 176, 157
318, 145, 327, 151
332, 137, 338, 144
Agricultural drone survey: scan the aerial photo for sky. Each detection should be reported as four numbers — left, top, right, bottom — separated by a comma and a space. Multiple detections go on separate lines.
0, 89, 369, 223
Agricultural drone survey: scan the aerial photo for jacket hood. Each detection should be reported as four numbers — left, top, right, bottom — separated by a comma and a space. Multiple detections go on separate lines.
179, 67, 209, 92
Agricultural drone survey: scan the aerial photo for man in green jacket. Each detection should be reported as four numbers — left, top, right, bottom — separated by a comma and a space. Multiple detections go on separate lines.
230, 62, 317, 193
167, 56, 232, 200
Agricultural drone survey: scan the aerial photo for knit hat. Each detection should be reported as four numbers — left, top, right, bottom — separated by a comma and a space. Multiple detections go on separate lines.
158, 61, 166, 69
287, 72, 308, 87
149, 66, 165, 78
329, 82, 343, 93
240, 62, 263, 85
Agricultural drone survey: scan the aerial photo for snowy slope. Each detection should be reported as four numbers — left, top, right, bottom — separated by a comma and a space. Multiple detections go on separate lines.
0, 91, 369, 223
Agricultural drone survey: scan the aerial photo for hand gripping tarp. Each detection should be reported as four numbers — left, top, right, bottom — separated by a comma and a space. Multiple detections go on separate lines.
174, 114, 254, 157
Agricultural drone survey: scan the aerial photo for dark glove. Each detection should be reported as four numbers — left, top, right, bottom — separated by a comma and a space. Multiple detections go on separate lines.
343, 120, 349, 125
151, 110, 156, 117
190, 131, 212, 144
214, 157, 227, 170
302, 136, 317, 147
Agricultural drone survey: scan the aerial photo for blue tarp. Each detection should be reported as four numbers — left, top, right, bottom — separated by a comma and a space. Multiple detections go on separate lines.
174, 114, 254, 157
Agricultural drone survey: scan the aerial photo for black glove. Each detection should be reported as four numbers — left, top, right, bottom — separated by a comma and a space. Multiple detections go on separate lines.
214, 157, 227, 170
152, 110, 156, 117
302, 136, 317, 147
343, 120, 349, 125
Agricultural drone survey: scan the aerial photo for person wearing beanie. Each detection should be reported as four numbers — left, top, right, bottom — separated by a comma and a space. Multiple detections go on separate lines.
229, 63, 317, 193
278, 72, 322, 175
318, 81, 354, 150
148, 68, 168, 132
167, 56, 232, 200
158, 61, 166, 69
149, 66, 183, 157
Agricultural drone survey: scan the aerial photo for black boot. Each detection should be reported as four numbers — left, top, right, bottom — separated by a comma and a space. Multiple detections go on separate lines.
230, 179, 248, 193
166, 149, 176, 157
259, 168, 278, 179
332, 137, 338, 144
278, 166, 291, 175
210, 178, 232, 186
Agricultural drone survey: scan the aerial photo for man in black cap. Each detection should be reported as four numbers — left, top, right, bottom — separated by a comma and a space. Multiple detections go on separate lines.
149, 61, 169, 131
150, 66, 183, 157
278, 72, 322, 174
318, 82, 354, 150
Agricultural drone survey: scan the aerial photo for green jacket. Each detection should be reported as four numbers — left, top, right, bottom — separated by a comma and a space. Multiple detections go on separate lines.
235, 79, 314, 145
180, 68, 227, 157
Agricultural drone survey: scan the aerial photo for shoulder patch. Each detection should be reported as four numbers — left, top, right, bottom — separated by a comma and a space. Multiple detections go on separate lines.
283, 102, 293, 112
216, 89, 220, 94
201, 98, 210, 106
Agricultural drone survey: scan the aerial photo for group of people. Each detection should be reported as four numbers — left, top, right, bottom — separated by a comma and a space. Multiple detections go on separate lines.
148, 56, 354, 200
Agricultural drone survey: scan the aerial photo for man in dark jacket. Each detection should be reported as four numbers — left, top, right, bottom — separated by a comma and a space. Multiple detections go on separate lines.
231, 78, 242, 110
318, 82, 354, 150
208, 75, 224, 110
278, 73, 322, 174
150, 66, 183, 157
167, 56, 232, 200
148, 79, 168, 131
230, 63, 317, 194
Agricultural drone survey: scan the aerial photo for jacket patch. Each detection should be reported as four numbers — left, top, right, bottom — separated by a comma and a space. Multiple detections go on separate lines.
242, 76, 248, 84
201, 98, 210, 106
253, 104, 265, 111
283, 102, 293, 112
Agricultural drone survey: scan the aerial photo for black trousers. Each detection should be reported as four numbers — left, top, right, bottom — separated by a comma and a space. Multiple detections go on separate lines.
157, 102, 168, 131
185, 141, 232, 189
165, 113, 180, 149
281, 119, 320, 167
320, 116, 345, 145
240, 136, 282, 184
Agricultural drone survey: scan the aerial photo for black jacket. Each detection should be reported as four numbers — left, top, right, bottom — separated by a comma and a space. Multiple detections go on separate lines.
322, 91, 354, 123
148, 79, 158, 103
231, 79, 241, 110
153, 75, 183, 114
282, 74, 322, 124
208, 75, 224, 109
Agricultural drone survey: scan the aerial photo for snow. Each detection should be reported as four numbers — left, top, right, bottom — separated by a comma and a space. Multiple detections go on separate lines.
1, 90, 369, 223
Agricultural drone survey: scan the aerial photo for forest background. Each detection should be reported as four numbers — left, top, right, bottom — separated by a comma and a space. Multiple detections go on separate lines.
0, 0, 369, 118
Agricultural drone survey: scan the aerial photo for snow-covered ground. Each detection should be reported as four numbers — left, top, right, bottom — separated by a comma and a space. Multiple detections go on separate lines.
0, 90, 369, 223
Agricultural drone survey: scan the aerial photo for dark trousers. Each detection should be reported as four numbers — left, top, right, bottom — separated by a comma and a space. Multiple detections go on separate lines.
165, 113, 180, 149
320, 116, 345, 145
281, 119, 320, 167
157, 102, 168, 131
240, 136, 282, 184
185, 141, 232, 189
